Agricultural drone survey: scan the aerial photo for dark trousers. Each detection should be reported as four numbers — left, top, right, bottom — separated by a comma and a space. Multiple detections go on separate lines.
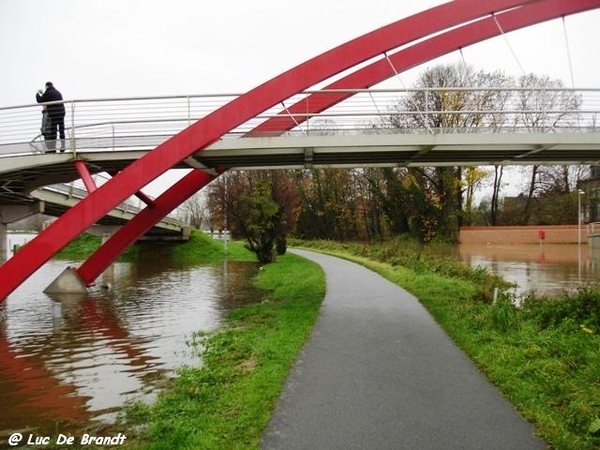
45, 114, 66, 152
48, 114, 65, 140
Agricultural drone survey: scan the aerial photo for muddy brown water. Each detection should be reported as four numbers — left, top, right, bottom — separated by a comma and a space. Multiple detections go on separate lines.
1, 240, 262, 442
458, 243, 599, 296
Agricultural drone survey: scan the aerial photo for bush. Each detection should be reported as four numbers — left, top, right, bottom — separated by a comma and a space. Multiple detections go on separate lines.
521, 287, 600, 330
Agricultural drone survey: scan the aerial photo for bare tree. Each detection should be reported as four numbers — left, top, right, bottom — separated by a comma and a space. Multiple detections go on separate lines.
379, 62, 513, 239
490, 166, 504, 226
513, 74, 585, 223
179, 191, 208, 229
514, 74, 580, 132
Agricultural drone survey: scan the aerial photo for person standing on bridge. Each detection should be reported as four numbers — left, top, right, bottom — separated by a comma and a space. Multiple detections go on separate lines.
36, 82, 66, 152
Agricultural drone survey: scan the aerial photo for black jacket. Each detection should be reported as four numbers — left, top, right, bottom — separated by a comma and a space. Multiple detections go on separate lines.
36, 86, 66, 118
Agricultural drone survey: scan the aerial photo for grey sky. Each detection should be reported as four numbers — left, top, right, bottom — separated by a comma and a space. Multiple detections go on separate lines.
1, 0, 599, 108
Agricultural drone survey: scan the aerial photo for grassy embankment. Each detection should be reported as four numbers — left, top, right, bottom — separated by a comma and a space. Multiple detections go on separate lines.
124, 240, 325, 449
55, 232, 105, 259
293, 238, 599, 450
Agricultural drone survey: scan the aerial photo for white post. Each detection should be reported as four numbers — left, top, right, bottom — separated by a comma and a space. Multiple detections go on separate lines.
223, 174, 228, 255
578, 189, 584, 280
578, 190, 585, 244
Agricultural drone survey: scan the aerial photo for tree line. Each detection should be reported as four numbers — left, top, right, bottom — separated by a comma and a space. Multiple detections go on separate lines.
178, 63, 593, 263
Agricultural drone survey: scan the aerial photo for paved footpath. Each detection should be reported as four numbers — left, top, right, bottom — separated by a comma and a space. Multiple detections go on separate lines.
261, 249, 546, 450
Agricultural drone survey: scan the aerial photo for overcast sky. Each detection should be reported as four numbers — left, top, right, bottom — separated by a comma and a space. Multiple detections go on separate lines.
1, 0, 600, 108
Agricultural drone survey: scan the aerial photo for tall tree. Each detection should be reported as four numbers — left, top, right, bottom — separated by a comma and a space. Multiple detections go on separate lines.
462, 167, 489, 226
295, 169, 359, 240
366, 167, 410, 237
490, 165, 504, 226
381, 62, 513, 240
206, 170, 297, 262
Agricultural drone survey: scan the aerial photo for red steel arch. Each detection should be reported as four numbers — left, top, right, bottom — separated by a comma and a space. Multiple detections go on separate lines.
74, 0, 600, 287
1, 0, 598, 299
248, 0, 600, 136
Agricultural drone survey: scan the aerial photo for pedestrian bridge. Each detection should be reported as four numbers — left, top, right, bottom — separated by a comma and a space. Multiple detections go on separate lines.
1, 88, 598, 201
2, 87, 599, 168
1, 0, 599, 301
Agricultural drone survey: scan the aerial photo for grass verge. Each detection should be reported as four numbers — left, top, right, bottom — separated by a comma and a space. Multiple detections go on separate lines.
55, 233, 103, 259
123, 252, 325, 449
170, 230, 256, 264
294, 239, 599, 450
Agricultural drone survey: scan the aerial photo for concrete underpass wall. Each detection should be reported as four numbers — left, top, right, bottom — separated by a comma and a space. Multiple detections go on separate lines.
459, 225, 583, 245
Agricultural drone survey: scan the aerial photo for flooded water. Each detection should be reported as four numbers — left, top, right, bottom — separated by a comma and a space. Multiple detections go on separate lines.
0, 239, 262, 442
458, 243, 600, 296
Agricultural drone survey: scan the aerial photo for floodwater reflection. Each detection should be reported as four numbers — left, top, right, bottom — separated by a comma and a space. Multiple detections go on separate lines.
0, 253, 262, 439
458, 243, 599, 296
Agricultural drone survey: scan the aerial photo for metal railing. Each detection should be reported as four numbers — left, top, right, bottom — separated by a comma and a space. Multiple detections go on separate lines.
1, 88, 599, 157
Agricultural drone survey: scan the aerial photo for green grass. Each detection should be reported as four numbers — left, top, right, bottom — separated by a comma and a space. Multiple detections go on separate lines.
55, 230, 255, 264
123, 252, 325, 449
170, 230, 256, 263
295, 239, 600, 450
55, 233, 103, 259
55, 232, 140, 261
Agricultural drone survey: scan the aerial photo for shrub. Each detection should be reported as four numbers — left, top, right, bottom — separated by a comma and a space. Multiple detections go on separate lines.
521, 287, 600, 330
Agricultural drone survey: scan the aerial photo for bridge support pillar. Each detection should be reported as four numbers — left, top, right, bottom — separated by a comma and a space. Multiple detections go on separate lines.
44, 267, 88, 294
0, 202, 45, 263
0, 202, 45, 224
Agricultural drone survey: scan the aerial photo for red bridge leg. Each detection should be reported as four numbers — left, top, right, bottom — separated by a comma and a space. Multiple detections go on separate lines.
76, 170, 216, 285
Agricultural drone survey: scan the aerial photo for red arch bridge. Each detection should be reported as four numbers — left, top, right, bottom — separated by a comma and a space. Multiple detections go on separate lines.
1, 0, 600, 301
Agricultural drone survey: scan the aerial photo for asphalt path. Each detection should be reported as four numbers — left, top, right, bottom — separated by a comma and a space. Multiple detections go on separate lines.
261, 249, 546, 450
